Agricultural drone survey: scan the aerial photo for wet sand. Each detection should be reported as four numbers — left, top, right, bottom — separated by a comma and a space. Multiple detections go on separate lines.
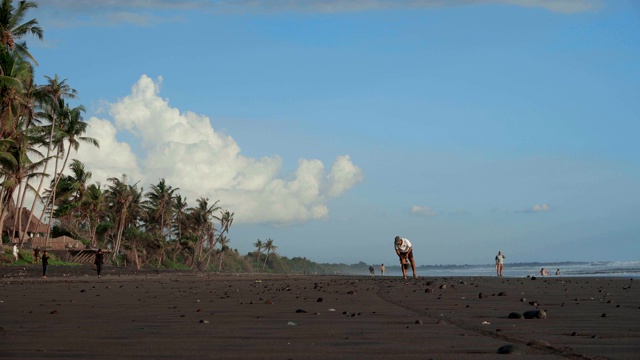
1, 265, 639, 359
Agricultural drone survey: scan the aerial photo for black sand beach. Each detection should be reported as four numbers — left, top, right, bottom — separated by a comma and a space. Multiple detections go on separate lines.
1, 265, 639, 359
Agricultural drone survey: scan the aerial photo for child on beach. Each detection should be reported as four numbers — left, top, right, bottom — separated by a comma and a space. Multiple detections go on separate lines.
394, 236, 417, 280
33, 246, 40, 263
13, 244, 18, 262
380, 264, 385, 276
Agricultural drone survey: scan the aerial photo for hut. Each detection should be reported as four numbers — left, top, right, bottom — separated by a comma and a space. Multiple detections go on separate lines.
1, 207, 50, 244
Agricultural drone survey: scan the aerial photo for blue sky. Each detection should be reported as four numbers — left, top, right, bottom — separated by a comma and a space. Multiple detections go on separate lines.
28, 0, 639, 265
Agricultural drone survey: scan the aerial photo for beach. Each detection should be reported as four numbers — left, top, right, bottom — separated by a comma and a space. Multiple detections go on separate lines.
1, 266, 639, 359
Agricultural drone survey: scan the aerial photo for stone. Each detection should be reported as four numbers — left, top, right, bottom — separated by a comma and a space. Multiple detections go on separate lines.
523, 309, 547, 319
508, 312, 524, 319
497, 344, 528, 354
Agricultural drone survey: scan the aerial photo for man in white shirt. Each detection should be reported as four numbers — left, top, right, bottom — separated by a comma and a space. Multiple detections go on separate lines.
394, 236, 417, 279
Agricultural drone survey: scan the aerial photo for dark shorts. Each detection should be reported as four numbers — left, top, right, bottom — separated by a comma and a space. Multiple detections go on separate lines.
398, 249, 414, 261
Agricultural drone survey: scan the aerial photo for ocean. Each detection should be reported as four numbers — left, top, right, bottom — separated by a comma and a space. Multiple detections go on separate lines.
382, 261, 640, 278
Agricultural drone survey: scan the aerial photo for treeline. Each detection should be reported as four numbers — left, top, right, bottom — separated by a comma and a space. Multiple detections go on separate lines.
0, 1, 246, 271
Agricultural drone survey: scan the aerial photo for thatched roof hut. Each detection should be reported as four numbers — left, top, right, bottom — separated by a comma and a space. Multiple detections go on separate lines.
2, 207, 50, 235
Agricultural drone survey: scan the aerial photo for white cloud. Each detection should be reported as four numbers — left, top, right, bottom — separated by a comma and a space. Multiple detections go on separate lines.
214, 0, 599, 14
39, 0, 600, 28
517, 203, 551, 213
410, 205, 437, 217
70, 75, 363, 225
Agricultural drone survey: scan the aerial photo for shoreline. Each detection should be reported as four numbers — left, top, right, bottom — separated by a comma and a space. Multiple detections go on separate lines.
1, 267, 639, 359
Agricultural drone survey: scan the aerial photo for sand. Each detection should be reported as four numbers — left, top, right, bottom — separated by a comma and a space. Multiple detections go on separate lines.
1, 265, 639, 359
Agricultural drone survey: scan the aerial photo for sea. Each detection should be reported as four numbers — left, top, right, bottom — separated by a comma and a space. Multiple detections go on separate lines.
382, 261, 640, 278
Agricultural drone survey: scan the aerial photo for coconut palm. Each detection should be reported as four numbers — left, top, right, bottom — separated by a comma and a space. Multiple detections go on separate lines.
262, 238, 278, 270
80, 182, 106, 247
0, 0, 43, 65
170, 194, 188, 261
253, 239, 263, 269
185, 197, 220, 269
217, 234, 230, 272
143, 178, 178, 239
106, 175, 141, 257
143, 179, 179, 267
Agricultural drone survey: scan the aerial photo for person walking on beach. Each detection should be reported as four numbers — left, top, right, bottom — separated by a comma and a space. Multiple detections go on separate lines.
540, 268, 550, 276
12, 244, 19, 262
41, 250, 49, 278
380, 264, 385, 276
368, 265, 375, 276
394, 236, 417, 280
495, 251, 505, 276
94, 249, 104, 278
556, 268, 561, 276
33, 246, 40, 264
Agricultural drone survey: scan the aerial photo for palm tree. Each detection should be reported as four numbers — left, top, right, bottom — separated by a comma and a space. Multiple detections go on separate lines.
186, 197, 220, 269
21, 76, 78, 246
106, 175, 140, 257
262, 238, 278, 270
143, 179, 179, 267
253, 239, 263, 269
0, 0, 43, 65
143, 178, 178, 240
217, 234, 230, 272
24, 102, 97, 245
170, 194, 188, 261
80, 182, 106, 247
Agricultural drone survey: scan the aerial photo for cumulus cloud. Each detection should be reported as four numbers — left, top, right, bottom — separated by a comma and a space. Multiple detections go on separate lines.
38, 0, 600, 27
71, 75, 363, 225
410, 205, 437, 217
517, 203, 551, 213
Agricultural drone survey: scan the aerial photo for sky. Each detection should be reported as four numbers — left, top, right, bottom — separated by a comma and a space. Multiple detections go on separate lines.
26, 0, 639, 266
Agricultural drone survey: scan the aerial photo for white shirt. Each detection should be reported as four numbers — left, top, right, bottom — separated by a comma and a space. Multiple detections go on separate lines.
395, 238, 412, 253
13, 245, 18, 255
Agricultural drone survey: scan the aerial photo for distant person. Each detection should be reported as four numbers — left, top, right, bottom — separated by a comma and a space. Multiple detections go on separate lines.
495, 251, 506, 276
42, 250, 49, 278
12, 244, 19, 262
380, 264, 386, 276
368, 265, 375, 276
555, 268, 561, 276
33, 246, 40, 263
394, 236, 417, 280
94, 249, 104, 278
539, 268, 550, 276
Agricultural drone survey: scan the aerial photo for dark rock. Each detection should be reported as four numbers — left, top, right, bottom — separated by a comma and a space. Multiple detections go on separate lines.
497, 344, 528, 354
497, 292, 507, 296
415, 320, 423, 324
295, 309, 307, 313
439, 284, 447, 289
601, 313, 607, 317
316, 297, 323, 302
479, 292, 488, 299
523, 309, 546, 319
508, 312, 524, 319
